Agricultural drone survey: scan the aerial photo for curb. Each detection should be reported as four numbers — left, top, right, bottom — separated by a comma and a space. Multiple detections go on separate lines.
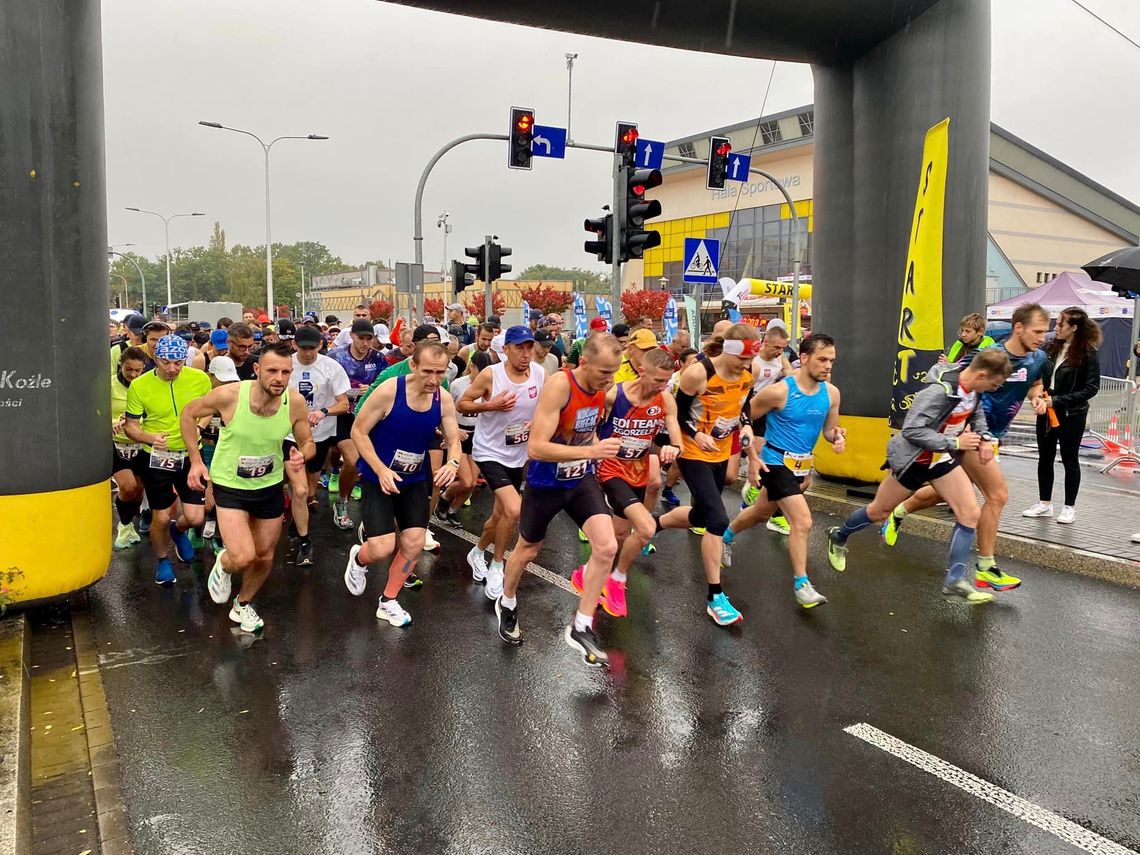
0, 614, 30, 855
804, 490, 1140, 590
71, 595, 135, 855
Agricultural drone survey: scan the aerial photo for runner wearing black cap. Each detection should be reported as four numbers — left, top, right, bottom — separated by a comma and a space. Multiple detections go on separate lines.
110, 314, 147, 375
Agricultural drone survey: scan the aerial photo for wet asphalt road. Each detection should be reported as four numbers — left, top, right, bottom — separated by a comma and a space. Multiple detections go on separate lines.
87, 483, 1140, 855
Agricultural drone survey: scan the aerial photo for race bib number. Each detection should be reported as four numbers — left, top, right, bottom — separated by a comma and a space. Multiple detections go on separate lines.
149, 449, 186, 472
710, 416, 739, 440
505, 421, 530, 446
617, 437, 651, 460
783, 450, 813, 475
390, 449, 424, 474
116, 442, 141, 460
237, 454, 275, 479
556, 459, 589, 481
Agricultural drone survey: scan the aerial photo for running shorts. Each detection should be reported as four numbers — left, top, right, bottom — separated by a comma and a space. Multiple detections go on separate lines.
335, 412, 355, 444
894, 458, 959, 492
676, 457, 729, 535
758, 463, 808, 503
213, 482, 285, 519
476, 459, 525, 492
112, 442, 147, 477
518, 479, 610, 543
461, 434, 474, 456
140, 452, 206, 510
284, 436, 336, 474
600, 477, 647, 515
360, 477, 431, 537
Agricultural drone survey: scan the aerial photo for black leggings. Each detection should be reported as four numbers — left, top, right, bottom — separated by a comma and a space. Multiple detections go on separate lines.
677, 457, 729, 536
1036, 410, 1086, 506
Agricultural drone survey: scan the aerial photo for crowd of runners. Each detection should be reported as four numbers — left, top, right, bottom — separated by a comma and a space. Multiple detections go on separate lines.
107, 300, 1055, 665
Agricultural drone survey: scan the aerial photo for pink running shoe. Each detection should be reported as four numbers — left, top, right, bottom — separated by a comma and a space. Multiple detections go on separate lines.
601, 575, 628, 618
570, 565, 605, 610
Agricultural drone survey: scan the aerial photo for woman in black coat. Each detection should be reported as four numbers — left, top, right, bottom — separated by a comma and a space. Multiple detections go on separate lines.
1022, 307, 1101, 524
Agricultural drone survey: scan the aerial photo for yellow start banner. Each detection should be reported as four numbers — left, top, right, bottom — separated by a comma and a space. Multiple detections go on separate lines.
889, 118, 949, 429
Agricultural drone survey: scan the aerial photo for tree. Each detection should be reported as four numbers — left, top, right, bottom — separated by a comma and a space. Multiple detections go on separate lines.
518, 264, 611, 294
423, 298, 445, 319
370, 299, 393, 322
620, 290, 670, 323
462, 292, 506, 318
519, 285, 571, 314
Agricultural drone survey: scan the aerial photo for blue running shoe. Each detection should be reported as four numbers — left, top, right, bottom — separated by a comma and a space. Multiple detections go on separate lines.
318, 472, 331, 490
138, 509, 152, 535
169, 521, 196, 563
154, 557, 176, 586
661, 487, 681, 507
706, 592, 743, 626
640, 542, 657, 556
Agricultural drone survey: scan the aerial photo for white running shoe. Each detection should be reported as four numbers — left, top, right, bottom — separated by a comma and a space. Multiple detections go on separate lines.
467, 546, 488, 583
1132, 532, 1140, 544
485, 560, 505, 601
1021, 501, 1054, 518
208, 549, 232, 605
1056, 506, 1076, 524
376, 597, 412, 627
423, 529, 440, 553
344, 544, 368, 596
228, 599, 264, 633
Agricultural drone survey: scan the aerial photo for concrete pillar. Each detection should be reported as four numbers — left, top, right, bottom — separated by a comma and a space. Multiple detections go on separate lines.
0, 0, 110, 603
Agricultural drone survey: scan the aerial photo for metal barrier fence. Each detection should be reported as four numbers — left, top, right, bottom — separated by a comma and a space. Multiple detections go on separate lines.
1085, 377, 1136, 441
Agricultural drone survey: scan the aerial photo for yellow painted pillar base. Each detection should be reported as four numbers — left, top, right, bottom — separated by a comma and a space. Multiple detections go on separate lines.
0, 481, 110, 605
813, 416, 893, 483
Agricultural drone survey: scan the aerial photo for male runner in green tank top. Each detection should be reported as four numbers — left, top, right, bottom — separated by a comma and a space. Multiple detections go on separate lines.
180, 343, 315, 632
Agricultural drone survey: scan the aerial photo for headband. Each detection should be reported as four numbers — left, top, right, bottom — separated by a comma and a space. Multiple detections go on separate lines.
722, 338, 761, 358
154, 334, 188, 361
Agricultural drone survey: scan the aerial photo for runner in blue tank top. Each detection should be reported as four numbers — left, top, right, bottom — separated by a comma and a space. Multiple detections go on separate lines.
343, 341, 462, 629
722, 334, 845, 609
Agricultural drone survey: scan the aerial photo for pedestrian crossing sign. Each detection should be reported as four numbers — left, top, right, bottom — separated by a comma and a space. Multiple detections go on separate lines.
683, 237, 720, 284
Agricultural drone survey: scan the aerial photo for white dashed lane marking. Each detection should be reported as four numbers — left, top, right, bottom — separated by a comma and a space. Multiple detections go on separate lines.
436, 523, 577, 595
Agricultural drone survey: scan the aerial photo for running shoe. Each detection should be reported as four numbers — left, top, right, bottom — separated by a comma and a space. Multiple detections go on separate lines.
740, 482, 760, 509
467, 546, 488, 584
880, 512, 904, 546
434, 504, 453, 525
690, 526, 707, 536
485, 561, 504, 600
376, 598, 412, 627
721, 537, 733, 568
169, 521, 196, 563
564, 624, 608, 667
138, 509, 152, 535
125, 523, 142, 544
229, 599, 264, 632
423, 529, 441, 553
318, 472, 330, 490
826, 527, 848, 572
114, 523, 138, 550
332, 499, 353, 530
766, 516, 791, 536
328, 472, 340, 494
357, 522, 366, 544
975, 567, 1021, 591
661, 487, 681, 507
496, 598, 521, 644
344, 544, 368, 596
295, 541, 314, 566
706, 592, 742, 625
577, 528, 589, 543
351, 484, 362, 502
1022, 501, 1053, 518
464, 497, 472, 507
403, 573, 423, 589
570, 564, 586, 594
942, 578, 994, 603
1056, 506, 1076, 525
208, 549, 232, 604
1132, 531, 1140, 544
201, 519, 217, 540
640, 542, 656, 556
795, 580, 828, 608
601, 575, 628, 618
187, 528, 205, 550
154, 557, 176, 587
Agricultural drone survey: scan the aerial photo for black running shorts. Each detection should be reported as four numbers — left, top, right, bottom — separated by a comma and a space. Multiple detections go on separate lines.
476, 458, 525, 492
112, 443, 147, 477
360, 477, 431, 538
213, 482, 286, 520
284, 436, 336, 474
600, 477, 647, 515
335, 412, 355, 444
894, 458, 959, 492
518, 479, 610, 543
141, 453, 206, 510
758, 463, 808, 503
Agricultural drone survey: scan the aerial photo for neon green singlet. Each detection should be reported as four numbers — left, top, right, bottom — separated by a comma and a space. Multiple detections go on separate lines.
209, 381, 293, 491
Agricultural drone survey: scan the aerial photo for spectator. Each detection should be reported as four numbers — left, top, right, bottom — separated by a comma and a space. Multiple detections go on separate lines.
1022, 307, 1101, 525
447, 303, 475, 345
944, 313, 995, 366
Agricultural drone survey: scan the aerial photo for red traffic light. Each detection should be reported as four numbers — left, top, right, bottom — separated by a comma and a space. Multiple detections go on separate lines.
516, 113, 534, 133
715, 141, 732, 157
621, 127, 639, 145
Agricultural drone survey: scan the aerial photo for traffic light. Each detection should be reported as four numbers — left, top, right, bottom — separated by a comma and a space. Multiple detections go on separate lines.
706, 135, 731, 190
584, 214, 613, 264
459, 245, 484, 290
488, 243, 512, 282
618, 166, 663, 262
615, 122, 639, 166
509, 106, 535, 171
452, 259, 476, 292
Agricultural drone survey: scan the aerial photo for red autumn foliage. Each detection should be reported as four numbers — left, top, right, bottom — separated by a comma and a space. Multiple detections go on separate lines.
620, 290, 670, 323
369, 299, 393, 321
462, 292, 506, 318
519, 285, 571, 315
423, 298, 445, 320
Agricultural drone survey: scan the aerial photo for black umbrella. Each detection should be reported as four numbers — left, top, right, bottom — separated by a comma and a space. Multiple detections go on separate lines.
1083, 245, 1140, 295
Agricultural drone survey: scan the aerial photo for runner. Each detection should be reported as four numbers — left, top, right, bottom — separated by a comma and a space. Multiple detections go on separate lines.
587, 347, 684, 618
882, 303, 1050, 592
740, 324, 795, 535
111, 346, 150, 549
344, 341, 461, 627
494, 334, 623, 666
436, 351, 494, 521
719, 333, 844, 609
327, 319, 386, 529
655, 324, 758, 625
109, 314, 147, 375
458, 323, 495, 364
825, 349, 1012, 603
183, 343, 315, 632
226, 322, 259, 381
123, 335, 212, 584
190, 328, 229, 372
457, 326, 545, 599
333, 305, 373, 348
660, 347, 699, 507
285, 324, 350, 565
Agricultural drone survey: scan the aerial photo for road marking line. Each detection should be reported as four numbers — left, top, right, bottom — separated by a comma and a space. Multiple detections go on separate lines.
436, 524, 577, 595
844, 723, 1138, 855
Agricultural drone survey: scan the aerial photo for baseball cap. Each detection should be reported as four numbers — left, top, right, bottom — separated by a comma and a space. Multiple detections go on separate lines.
589, 317, 608, 331
208, 355, 240, 382
373, 322, 390, 344
142, 320, 169, 335
412, 324, 439, 342
487, 315, 502, 329
350, 319, 375, 336
534, 330, 554, 347
765, 318, 787, 333
295, 325, 323, 348
446, 302, 465, 313
257, 314, 271, 324
612, 323, 631, 339
528, 309, 543, 322
210, 329, 229, 349
154, 334, 188, 361
630, 329, 659, 350
325, 314, 339, 325
277, 319, 296, 339
504, 325, 535, 346
125, 314, 147, 334
490, 332, 506, 358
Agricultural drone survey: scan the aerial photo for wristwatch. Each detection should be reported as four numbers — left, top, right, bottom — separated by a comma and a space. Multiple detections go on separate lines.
320, 407, 329, 416
447, 458, 461, 468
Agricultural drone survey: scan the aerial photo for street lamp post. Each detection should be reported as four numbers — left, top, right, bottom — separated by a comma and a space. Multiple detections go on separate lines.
125, 208, 204, 310
108, 248, 147, 315
198, 121, 328, 318
109, 273, 128, 308
437, 212, 452, 302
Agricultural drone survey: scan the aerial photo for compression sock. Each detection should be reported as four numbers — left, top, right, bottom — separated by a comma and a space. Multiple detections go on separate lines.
708, 583, 723, 600
835, 507, 872, 543
947, 524, 977, 585
115, 498, 141, 525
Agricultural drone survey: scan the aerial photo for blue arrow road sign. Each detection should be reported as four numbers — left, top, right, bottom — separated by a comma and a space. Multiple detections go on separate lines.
727, 153, 751, 182
683, 237, 720, 285
635, 138, 664, 170
531, 125, 567, 159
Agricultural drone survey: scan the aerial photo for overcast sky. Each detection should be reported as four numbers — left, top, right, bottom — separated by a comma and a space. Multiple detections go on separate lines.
102, 0, 1140, 275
